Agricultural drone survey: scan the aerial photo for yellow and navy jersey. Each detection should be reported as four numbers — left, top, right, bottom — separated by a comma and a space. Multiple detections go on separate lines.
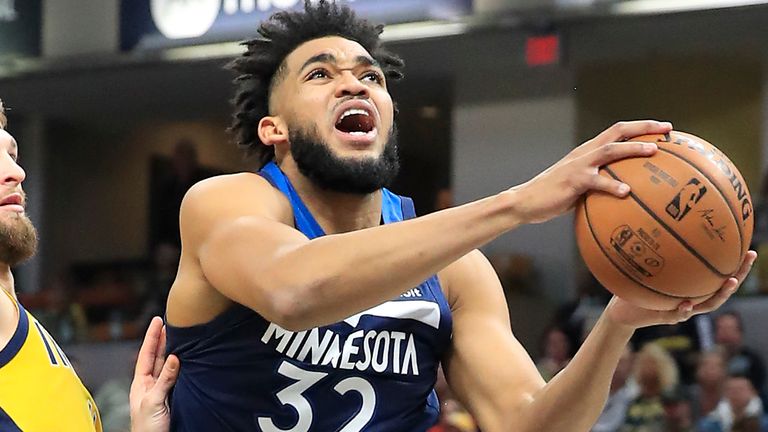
0, 290, 102, 431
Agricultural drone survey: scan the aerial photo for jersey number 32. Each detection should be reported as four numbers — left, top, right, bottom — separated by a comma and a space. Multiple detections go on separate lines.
257, 361, 376, 432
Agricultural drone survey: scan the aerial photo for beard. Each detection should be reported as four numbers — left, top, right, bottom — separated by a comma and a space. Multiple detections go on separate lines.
289, 124, 400, 194
0, 213, 38, 266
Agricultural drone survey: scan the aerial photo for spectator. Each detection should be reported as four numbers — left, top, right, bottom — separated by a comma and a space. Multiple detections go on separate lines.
662, 388, 695, 432
536, 326, 574, 381
621, 343, 679, 431
554, 272, 610, 350
29, 273, 88, 344
150, 139, 217, 249
593, 346, 638, 432
94, 375, 131, 432
632, 314, 715, 385
135, 242, 181, 328
699, 374, 765, 432
715, 312, 767, 403
689, 350, 729, 421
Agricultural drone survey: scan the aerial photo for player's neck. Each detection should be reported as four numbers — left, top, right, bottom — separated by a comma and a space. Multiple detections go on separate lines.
0, 263, 14, 299
280, 159, 382, 234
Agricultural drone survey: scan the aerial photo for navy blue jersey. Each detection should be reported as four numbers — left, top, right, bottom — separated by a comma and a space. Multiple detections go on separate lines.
166, 162, 453, 432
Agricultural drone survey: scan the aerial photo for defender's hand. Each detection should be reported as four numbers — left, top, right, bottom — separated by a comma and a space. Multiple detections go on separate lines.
130, 317, 179, 432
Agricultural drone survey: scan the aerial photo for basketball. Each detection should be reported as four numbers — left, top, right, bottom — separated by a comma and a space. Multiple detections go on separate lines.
575, 131, 754, 310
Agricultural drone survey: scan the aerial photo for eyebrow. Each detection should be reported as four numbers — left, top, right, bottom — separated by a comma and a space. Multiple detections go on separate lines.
299, 53, 380, 74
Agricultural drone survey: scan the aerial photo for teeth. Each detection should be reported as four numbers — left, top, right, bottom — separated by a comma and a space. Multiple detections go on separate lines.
349, 131, 367, 136
338, 108, 370, 123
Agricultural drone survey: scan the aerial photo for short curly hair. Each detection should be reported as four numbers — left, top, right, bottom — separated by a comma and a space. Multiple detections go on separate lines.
228, 0, 404, 168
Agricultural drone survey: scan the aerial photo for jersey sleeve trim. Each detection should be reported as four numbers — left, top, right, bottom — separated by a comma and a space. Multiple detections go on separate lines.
0, 302, 29, 368
0, 406, 23, 432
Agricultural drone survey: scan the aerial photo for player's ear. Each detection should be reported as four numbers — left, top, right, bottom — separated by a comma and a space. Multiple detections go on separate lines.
258, 116, 288, 147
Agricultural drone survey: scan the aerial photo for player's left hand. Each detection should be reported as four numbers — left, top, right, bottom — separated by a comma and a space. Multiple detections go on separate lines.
605, 250, 757, 329
130, 316, 179, 432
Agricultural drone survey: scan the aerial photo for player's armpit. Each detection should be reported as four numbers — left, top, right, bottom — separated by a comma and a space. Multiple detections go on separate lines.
440, 250, 546, 432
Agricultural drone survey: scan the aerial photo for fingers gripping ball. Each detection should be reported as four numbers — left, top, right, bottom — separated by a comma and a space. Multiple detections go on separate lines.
575, 131, 753, 310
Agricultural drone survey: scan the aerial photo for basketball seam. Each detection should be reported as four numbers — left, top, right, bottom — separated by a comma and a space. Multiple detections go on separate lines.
603, 166, 729, 278
582, 198, 702, 300
657, 146, 744, 262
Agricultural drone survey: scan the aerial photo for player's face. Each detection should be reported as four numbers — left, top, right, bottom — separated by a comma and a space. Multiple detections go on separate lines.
280, 36, 394, 160
0, 129, 37, 266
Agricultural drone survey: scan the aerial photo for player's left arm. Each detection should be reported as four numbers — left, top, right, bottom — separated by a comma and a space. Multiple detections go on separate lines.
441, 249, 756, 432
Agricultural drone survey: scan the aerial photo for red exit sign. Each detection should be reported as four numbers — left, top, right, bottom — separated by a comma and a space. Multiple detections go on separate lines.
526, 34, 560, 66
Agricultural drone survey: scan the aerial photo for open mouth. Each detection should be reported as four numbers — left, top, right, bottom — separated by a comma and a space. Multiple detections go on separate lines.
335, 109, 375, 136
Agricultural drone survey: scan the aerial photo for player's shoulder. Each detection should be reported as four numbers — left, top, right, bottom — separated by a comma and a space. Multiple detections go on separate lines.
178, 172, 294, 245
186, 172, 274, 200
183, 172, 290, 219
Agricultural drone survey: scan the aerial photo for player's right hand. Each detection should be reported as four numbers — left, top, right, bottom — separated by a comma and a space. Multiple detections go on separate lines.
509, 120, 671, 224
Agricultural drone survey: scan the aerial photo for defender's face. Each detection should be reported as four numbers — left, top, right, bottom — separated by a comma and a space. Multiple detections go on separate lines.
0, 127, 37, 266
277, 36, 394, 161
0, 129, 26, 219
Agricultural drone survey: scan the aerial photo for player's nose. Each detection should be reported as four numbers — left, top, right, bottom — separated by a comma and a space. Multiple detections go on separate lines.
335, 72, 369, 99
1, 154, 25, 186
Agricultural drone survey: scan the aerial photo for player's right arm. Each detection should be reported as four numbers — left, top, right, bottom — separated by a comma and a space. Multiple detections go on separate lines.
174, 121, 668, 331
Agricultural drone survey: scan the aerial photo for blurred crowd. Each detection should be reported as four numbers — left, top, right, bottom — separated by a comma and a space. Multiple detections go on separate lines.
569, 307, 765, 432
428, 304, 767, 432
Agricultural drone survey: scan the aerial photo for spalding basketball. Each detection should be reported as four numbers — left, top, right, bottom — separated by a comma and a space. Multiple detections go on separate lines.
575, 131, 753, 310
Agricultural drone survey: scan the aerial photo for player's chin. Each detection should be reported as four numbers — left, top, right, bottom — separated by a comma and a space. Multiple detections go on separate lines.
335, 150, 383, 165
333, 141, 386, 160
0, 210, 27, 225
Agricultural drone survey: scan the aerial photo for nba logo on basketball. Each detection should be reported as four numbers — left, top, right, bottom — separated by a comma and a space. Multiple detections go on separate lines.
666, 178, 707, 221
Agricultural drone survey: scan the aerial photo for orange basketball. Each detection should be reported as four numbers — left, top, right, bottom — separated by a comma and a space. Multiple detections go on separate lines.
574, 131, 754, 310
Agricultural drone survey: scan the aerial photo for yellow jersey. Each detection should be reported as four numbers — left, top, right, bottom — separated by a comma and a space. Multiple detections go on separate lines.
0, 289, 102, 431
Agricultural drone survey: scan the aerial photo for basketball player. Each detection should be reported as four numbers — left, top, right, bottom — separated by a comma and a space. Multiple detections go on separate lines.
164, 1, 757, 431
0, 100, 177, 431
